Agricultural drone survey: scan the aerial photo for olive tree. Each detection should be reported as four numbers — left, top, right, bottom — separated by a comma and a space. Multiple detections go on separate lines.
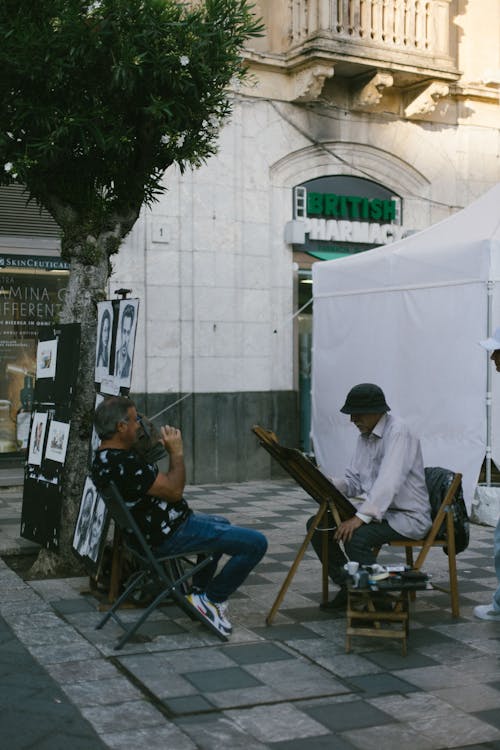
0, 0, 262, 573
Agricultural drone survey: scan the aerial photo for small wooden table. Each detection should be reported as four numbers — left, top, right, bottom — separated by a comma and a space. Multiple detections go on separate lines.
346, 585, 412, 655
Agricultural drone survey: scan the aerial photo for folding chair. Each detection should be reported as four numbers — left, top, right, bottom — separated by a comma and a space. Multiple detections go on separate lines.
383, 469, 464, 617
95, 481, 228, 648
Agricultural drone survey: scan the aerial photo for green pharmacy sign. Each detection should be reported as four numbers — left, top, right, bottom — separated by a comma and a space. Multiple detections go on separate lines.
286, 175, 405, 260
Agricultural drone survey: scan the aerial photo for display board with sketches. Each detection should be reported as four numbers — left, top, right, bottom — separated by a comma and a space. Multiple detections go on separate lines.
33, 324, 80, 404
70, 296, 139, 572
21, 295, 139, 565
21, 323, 80, 551
95, 298, 139, 394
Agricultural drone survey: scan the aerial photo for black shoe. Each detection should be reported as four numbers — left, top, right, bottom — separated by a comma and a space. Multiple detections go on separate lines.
319, 588, 348, 611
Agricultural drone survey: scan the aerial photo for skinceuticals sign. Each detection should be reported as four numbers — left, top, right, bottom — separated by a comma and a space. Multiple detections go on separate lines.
285, 175, 406, 260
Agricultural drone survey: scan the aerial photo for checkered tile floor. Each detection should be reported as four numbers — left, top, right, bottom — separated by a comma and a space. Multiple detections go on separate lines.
5, 478, 500, 749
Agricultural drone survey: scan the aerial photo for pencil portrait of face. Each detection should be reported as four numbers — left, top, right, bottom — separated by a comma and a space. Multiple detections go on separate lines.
28, 412, 47, 466
87, 497, 106, 562
97, 309, 111, 368
74, 486, 95, 555
33, 420, 43, 452
115, 301, 137, 381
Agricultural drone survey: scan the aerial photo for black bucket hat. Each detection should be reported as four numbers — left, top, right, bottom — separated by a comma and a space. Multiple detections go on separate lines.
340, 383, 390, 415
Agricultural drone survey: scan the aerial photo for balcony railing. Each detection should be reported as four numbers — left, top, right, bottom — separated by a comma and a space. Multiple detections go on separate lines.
289, 0, 451, 59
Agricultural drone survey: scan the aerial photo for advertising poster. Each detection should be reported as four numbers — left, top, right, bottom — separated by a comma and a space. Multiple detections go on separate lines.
0, 255, 69, 453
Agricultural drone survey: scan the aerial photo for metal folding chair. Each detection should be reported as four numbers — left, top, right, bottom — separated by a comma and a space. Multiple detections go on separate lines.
95, 481, 228, 648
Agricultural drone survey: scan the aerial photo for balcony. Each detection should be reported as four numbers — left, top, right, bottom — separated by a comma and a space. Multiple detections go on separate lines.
243, 0, 460, 111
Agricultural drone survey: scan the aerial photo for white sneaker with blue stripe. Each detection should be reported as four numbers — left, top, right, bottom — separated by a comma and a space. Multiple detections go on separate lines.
187, 592, 232, 635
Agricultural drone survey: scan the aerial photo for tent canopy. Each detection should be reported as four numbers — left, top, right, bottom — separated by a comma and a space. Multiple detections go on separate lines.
312, 183, 500, 507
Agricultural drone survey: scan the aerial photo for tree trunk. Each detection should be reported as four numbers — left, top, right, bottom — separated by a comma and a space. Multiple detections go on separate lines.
29, 242, 111, 576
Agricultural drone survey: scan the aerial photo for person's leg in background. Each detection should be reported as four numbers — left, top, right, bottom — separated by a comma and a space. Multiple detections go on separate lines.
474, 516, 500, 621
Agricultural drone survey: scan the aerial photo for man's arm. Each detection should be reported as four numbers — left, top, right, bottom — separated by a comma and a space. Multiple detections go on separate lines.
331, 444, 369, 539
146, 425, 186, 502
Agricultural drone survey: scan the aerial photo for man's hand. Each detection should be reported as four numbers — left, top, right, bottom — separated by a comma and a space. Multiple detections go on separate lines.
148, 425, 185, 501
160, 425, 183, 456
334, 515, 364, 543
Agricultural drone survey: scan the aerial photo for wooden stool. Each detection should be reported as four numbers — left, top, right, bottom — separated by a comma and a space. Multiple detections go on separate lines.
346, 586, 411, 655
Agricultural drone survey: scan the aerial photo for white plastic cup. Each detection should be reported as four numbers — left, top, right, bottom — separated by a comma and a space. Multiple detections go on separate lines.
345, 561, 359, 576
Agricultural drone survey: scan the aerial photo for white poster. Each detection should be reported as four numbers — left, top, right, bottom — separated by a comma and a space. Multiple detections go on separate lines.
95, 301, 114, 383
86, 495, 107, 563
36, 339, 58, 379
45, 420, 70, 463
28, 411, 48, 466
90, 393, 104, 463
73, 476, 98, 557
114, 299, 139, 388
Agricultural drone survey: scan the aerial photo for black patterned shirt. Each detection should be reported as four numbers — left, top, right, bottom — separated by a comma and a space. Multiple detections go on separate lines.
92, 448, 190, 548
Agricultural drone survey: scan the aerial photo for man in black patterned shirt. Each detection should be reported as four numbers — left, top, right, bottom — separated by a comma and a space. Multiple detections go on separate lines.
92, 396, 267, 636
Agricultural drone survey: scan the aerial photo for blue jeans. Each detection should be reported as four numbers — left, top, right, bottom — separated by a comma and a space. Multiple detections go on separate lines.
154, 513, 268, 603
493, 516, 500, 612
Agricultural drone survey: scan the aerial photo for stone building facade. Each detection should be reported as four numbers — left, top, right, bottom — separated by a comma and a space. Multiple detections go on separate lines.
111, 0, 500, 482
2, 1, 500, 481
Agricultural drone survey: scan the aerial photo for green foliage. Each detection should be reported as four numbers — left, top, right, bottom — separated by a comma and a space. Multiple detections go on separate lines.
0, 0, 262, 238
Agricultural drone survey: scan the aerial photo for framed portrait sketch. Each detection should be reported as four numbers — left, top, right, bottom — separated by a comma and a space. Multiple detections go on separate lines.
89, 393, 104, 467
72, 476, 109, 571
95, 301, 114, 383
36, 339, 58, 379
45, 420, 70, 464
113, 298, 139, 389
27, 411, 48, 466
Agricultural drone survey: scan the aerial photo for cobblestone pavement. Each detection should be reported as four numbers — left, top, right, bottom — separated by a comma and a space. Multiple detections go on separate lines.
1, 476, 500, 750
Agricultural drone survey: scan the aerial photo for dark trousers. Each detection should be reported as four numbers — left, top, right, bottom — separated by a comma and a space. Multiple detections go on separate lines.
306, 514, 408, 587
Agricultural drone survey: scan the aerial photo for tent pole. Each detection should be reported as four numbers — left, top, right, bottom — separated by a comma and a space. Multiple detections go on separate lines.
486, 280, 494, 485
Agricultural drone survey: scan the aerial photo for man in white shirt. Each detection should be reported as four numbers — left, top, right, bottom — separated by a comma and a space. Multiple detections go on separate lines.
308, 383, 432, 611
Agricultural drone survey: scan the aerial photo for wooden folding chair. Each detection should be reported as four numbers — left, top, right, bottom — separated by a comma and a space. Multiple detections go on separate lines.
95, 481, 228, 648
384, 469, 463, 617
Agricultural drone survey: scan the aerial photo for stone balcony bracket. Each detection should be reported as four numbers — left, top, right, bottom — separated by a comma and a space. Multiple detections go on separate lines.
404, 81, 449, 119
351, 71, 394, 110
291, 63, 335, 102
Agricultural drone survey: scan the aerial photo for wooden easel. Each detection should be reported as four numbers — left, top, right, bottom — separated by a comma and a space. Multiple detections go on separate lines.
251, 426, 355, 624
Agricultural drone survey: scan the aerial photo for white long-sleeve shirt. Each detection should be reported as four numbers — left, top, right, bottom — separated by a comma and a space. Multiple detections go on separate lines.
333, 413, 431, 539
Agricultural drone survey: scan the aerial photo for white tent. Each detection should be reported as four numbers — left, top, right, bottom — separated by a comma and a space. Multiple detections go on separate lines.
311, 183, 500, 508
